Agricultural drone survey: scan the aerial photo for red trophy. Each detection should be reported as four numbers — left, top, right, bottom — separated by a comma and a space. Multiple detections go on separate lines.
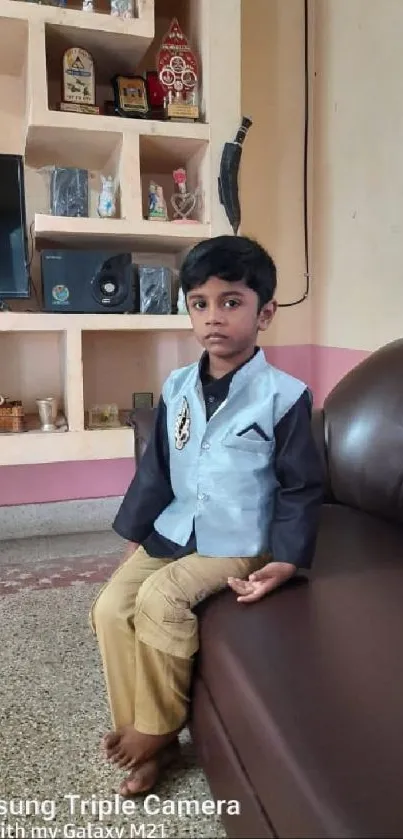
156, 18, 199, 122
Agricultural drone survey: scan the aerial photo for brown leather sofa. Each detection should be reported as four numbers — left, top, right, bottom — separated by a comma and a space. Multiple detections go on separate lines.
132, 339, 403, 839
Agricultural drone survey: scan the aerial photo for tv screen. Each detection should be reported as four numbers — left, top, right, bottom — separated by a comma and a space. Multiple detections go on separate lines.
0, 154, 30, 299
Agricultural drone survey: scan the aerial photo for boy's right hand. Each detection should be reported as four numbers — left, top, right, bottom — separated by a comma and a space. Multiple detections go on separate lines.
228, 561, 296, 603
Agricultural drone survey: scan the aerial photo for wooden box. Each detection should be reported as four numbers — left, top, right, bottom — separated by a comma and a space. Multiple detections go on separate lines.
0, 400, 25, 433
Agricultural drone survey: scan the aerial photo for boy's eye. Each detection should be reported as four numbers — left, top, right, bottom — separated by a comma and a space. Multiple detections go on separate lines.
191, 299, 241, 311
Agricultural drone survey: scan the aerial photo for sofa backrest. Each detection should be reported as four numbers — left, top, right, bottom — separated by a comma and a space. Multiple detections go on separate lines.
323, 339, 403, 523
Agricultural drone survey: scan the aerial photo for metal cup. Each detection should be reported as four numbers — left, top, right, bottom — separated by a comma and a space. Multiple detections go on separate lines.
36, 397, 58, 432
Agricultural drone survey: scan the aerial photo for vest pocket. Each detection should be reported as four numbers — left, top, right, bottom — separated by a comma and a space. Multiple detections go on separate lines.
222, 433, 274, 455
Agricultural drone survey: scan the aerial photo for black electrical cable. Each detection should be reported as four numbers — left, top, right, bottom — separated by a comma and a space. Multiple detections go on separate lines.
278, 0, 310, 307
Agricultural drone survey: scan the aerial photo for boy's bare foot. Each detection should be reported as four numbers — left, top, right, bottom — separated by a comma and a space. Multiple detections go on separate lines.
118, 741, 179, 797
104, 725, 179, 769
102, 732, 119, 757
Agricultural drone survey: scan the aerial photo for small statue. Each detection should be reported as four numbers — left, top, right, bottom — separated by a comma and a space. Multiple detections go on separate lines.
110, 0, 133, 19
171, 167, 198, 222
148, 181, 168, 221
82, 0, 94, 9
97, 175, 117, 218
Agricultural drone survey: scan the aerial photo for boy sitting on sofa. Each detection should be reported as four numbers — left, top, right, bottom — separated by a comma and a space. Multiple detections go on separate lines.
90, 235, 324, 796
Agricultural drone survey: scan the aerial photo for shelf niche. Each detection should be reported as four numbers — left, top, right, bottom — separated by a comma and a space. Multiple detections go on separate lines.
0, 330, 66, 432
139, 133, 209, 225
82, 328, 200, 427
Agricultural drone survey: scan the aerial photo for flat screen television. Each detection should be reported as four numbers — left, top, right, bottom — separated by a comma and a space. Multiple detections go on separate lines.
0, 154, 30, 299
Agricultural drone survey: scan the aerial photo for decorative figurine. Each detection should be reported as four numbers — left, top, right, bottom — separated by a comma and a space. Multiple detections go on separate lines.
148, 181, 168, 221
110, 0, 133, 19
157, 18, 199, 122
82, 0, 94, 10
97, 175, 117, 218
60, 47, 99, 115
170, 167, 199, 222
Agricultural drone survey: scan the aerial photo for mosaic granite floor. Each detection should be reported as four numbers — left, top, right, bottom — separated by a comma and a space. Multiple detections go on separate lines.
0, 534, 227, 839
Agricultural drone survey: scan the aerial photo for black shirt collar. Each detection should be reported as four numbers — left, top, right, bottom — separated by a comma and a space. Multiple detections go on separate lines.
199, 347, 259, 402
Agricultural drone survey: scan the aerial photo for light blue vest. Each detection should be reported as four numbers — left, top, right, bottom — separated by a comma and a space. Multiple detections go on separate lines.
154, 349, 307, 557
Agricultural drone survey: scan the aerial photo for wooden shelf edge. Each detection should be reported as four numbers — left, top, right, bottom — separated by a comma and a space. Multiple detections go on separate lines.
0, 426, 134, 467
0, 312, 192, 331
34, 214, 211, 252
27, 112, 210, 141
0, 0, 154, 39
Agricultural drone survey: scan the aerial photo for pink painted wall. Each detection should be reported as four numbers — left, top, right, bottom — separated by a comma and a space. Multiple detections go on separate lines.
0, 343, 369, 507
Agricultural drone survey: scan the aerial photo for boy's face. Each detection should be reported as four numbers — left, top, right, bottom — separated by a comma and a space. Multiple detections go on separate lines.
186, 275, 276, 360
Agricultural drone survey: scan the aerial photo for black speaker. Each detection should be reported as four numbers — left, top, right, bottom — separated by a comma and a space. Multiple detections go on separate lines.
41, 250, 135, 313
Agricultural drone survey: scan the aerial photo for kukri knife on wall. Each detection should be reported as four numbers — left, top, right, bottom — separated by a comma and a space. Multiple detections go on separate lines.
218, 116, 253, 235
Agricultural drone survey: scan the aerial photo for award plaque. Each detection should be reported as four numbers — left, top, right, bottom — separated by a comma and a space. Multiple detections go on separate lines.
60, 47, 99, 115
157, 18, 199, 122
112, 74, 148, 118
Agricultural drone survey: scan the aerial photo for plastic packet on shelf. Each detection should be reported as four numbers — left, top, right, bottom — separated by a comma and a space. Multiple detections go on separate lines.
137, 265, 173, 314
49, 167, 89, 217
37, 166, 89, 217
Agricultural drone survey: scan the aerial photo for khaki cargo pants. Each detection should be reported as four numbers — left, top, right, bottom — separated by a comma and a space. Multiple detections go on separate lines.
89, 545, 264, 735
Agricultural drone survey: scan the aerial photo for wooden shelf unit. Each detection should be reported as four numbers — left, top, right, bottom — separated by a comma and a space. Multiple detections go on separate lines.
0, 0, 241, 467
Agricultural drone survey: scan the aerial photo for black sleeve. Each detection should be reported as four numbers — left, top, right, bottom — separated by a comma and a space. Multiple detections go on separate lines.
269, 389, 324, 570
112, 396, 174, 543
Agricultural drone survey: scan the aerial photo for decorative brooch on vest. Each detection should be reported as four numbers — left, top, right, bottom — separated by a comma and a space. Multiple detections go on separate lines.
175, 397, 191, 450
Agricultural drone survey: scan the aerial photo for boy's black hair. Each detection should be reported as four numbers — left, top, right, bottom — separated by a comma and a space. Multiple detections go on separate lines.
180, 235, 277, 311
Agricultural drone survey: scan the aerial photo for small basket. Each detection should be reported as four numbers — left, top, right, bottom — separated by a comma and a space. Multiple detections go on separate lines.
0, 397, 25, 433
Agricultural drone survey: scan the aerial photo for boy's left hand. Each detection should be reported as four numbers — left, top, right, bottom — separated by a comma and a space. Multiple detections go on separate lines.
228, 561, 297, 603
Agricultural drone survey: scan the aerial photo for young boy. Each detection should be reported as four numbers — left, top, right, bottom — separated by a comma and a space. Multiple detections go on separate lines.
90, 235, 323, 796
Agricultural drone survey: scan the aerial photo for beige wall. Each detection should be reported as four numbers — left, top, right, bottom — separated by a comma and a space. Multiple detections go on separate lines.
312, 0, 403, 351
240, 0, 313, 346
241, 0, 403, 353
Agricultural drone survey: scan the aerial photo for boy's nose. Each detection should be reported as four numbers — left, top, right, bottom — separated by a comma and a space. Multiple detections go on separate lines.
205, 305, 225, 324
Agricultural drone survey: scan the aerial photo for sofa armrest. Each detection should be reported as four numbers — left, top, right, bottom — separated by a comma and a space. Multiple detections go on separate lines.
126, 407, 157, 461
311, 408, 332, 502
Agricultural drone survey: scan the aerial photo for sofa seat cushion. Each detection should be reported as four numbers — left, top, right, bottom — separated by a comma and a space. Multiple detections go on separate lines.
195, 505, 403, 838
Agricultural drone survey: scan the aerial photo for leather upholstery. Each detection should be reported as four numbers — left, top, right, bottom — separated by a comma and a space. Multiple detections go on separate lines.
322, 338, 403, 523
192, 503, 403, 838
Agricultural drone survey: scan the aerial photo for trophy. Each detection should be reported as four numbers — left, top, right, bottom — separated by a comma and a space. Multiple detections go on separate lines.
157, 18, 199, 122
60, 48, 99, 115
112, 75, 148, 119
170, 168, 199, 223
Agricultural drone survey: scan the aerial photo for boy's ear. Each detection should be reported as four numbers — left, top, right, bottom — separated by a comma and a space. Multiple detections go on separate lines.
258, 300, 277, 331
